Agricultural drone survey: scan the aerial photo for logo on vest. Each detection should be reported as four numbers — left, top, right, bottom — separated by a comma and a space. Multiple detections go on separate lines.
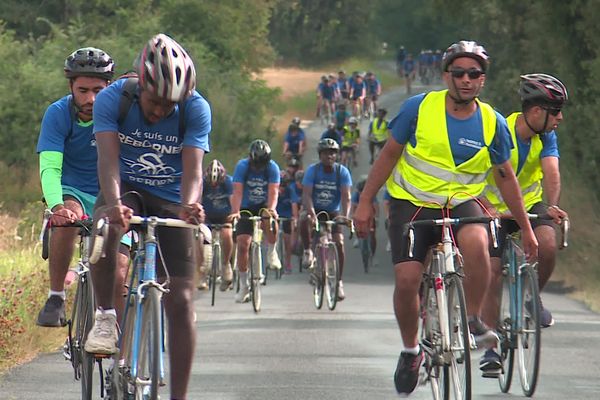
458, 138, 483, 150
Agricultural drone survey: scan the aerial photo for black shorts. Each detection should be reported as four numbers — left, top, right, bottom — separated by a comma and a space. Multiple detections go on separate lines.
351, 95, 362, 101
235, 206, 267, 236
281, 218, 293, 234
389, 199, 486, 264
368, 94, 379, 101
489, 202, 555, 258
206, 213, 229, 225
94, 182, 196, 278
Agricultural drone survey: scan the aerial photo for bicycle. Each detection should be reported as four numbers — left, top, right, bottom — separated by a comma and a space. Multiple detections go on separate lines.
359, 218, 376, 273
275, 216, 294, 277
405, 214, 499, 400
319, 100, 333, 126
496, 214, 569, 397
311, 212, 354, 311
41, 210, 100, 399
206, 223, 232, 306
341, 145, 356, 174
233, 209, 276, 313
95, 215, 201, 400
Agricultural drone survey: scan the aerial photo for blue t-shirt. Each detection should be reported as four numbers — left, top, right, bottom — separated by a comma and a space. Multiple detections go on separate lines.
366, 78, 381, 95
302, 163, 352, 212
320, 129, 343, 147
515, 131, 559, 175
37, 95, 99, 195
232, 158, 280, 208
93, 79, 212, 203
350, 81, 366, 97
276, 184, 300, 218
202, 175, 233, 216
318, 83, 334, 100
337, 78, 348, 92
383, 188, 392, 201
334, 110, 350, 128
403, 60, 415, 73
388, 93, 512, 166
284, 129, 306, 154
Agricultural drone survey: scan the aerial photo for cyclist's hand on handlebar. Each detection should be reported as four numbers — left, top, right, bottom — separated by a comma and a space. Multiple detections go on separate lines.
49, 205, 78, 225
227, 212, 240, 223
521, 228, 539, 263
353, 202, 374, 239
180, 203, 205, 225
106, 204, 134, 229
547, 205, 568, 224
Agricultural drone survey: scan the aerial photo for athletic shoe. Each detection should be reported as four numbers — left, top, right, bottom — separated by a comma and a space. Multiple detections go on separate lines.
394, 348, 424, 395
352, 238, 359, 248
84, 313, 118, 355
235, 285, 250, 303
337, 280, 345, 301
36, 295, 67, 327
540, 300, 555, 328
302, 249, 314, 269
386, 241, 391, 252
284, 264, 293, 274
267, 244, 282, 270
219, 263, 233, 291
468, 316, 499, 347
480, 348, 502, 378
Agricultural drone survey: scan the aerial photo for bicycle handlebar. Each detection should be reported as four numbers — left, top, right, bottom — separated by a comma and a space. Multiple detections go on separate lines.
503, 213, 569, 249
40, 209, 94, 260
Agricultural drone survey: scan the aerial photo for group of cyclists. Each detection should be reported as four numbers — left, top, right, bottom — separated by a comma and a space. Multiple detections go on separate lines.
316, 70, 382, 124
396, 45, 446, 94
34, 33, 569, 399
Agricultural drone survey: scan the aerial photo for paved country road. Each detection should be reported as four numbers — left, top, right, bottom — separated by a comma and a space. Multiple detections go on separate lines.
2, 85, 600, 400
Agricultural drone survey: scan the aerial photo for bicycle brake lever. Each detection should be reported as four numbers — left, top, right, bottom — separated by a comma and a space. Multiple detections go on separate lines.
490, 218, 499, 249
560, 218, 569, 249
408, 227, 415, 258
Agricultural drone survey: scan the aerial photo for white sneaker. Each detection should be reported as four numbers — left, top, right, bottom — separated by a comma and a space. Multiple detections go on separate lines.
352, 238, 359, 248
337, 281, 346, 301
219, 263, 233, 292
84, 313, 118, 355
235, 285, 250, 303
386, 241, 391, 252
267, 244, 282, 270
302, 249, 314, 269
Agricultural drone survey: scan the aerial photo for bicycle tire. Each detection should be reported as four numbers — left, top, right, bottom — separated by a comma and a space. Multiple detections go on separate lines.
313, 244, 325, 310
111, 294, 137, 400
325, 243, 340, 311
360, 238, 370, 273
277, 233, 284, 277
498, 264, 515, 393
517, 264, 541, 397
77, 272, 95, 399
210, 242, 221, 306
444, 274, 471, 400
420, 276, 446, 400
136, 286, 162, 400
250, 242, 262, 312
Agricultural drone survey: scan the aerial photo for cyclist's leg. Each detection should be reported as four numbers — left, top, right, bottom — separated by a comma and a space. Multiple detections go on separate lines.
531, 209, 557, 290
333, 231, 345, 278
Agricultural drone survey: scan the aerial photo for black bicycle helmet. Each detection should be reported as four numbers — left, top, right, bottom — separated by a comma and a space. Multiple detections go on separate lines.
317, 138, 340, 153
64, 47, 115, 80
519, 73, 568, 106
294, 170, 304, 182
442, 40, 489, 72
249, 139, 271, 166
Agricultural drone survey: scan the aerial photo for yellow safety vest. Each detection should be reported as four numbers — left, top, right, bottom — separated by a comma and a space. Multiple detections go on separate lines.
371, 117, 389, 142
386, 90, 496, 208
342, 127, 360, 146
484, 112, 544, 213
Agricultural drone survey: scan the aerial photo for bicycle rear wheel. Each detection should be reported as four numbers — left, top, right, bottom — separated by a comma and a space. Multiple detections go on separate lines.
360, 237, 372, 273
109, 293, 137, 400
444, 274, 471, 400
498, 265, 515, 393
210, 242, 221, 306
325, 243, 340, 311
136, 286, 162, 399
313, 244, 325, 309
76, 272, 95, 400
517, 264, 541, 397
250, 242, 262, 312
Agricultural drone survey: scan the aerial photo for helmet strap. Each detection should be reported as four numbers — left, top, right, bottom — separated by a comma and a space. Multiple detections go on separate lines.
523, 111, 548, 136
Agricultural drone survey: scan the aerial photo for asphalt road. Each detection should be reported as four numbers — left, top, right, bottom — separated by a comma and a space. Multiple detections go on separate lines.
2, 84, 600, 399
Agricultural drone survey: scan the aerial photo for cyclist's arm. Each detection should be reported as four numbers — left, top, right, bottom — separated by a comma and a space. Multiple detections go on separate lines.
302, 184, 315, 217
39, 150, 64, 210
282, 140, 289, 155
267, 182, 279, 211
360, 138, 404, 203
181, 146, 204, 205
298, 139, 305, 155
96, 132, 122, 207
291, 202, 299, 221
340, 185, 351, 219
230, 182, 243, 214
492, 162, 534, 234
541, 156, 561, 206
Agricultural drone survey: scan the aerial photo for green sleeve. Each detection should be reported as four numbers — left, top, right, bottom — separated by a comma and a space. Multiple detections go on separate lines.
39, 151, 64, 210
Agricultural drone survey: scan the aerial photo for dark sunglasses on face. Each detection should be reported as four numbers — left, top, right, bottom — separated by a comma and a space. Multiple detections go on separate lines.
543, 107, 562, 116
449, 68, 484, 79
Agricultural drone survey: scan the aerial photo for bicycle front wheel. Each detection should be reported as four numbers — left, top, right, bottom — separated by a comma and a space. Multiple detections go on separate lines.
313, 245, 325, 309
136, 286, 162, 400
325, 243, 340, 311
444, 274, 471, 400
250, 242, 262, 313
420, 276, 446, 400
517, 264, 541, 397
76, 272, 95, 400
210, 242, 221, 306
360, 237, 371, 273
498, 265, 515, 393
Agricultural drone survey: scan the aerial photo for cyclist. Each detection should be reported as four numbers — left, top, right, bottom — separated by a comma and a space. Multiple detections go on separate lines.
85, 34, 209, 400
351, 178, 379, 258
353, 40, 538, 396
337, 70, 350, 102
334, 102, 350, 130
321, 122, 343, 147
341, 117, 360, 168
402, 54, 416, 94
479, 73, 569, 376
382, 188, 392, 252
300, 138, 352, 299
349, 72, 366, 118
364, 71, 382, 118
230, 139, 281, 303
367, 108, 389, 165
396, 46, 406, 77
283, 123, 306, 165
201, 159, 234, 291
316, 75, 335, 119
276, 170, 300, 274
36, 47, 130, 328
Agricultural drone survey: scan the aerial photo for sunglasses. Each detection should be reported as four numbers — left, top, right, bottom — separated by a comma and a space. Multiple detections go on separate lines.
543, 107, 562, 116
449, 68, 484, 79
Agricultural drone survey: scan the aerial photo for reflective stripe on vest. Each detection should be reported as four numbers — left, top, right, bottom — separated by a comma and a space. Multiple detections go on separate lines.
484, 112, 544, 213
386, 90, 496, 208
